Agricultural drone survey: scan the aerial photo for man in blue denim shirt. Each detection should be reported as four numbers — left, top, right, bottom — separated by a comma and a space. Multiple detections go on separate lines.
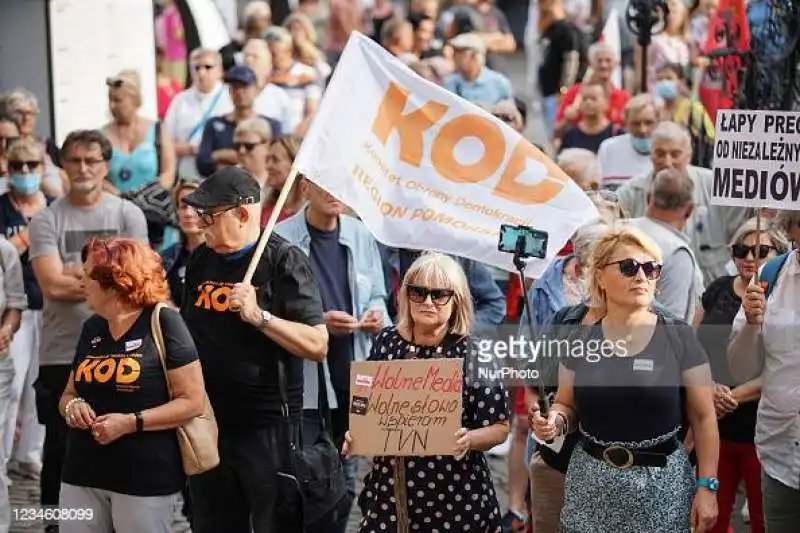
275, 181, 390, 532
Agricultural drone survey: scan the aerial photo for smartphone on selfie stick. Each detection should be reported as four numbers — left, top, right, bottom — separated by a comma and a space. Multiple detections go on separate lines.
497, 225, 552, 423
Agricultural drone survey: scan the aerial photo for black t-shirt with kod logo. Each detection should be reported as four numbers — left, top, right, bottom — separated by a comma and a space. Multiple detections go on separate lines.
62, 306, 198, 496
180, 234, 325, 428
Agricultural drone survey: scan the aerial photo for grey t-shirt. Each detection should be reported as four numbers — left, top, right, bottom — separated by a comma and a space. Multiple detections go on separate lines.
28, 193, 148, 366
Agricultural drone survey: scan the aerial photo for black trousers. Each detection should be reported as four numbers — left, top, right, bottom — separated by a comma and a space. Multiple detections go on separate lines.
189, 421, 304, 533
33, 364, 71, 506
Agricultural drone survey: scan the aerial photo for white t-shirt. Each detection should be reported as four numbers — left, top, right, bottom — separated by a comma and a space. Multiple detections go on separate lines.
253, 84, 294, 136
270, 62, 322, 135
164, 82, 234, 180
597, 134, 653, 190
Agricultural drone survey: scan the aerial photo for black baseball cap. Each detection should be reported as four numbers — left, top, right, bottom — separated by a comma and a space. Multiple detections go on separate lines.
182, 166, 261, 210
224, 65, 258, 86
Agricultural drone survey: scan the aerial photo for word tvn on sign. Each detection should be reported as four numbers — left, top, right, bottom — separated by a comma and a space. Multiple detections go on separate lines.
371, 82, 570, 205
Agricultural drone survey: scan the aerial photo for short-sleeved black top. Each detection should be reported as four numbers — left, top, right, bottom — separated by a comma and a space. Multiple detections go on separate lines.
62, 306, 198, 496
564, 316, 708, 443
180, 234, 326, 428
699, 275, 758, 443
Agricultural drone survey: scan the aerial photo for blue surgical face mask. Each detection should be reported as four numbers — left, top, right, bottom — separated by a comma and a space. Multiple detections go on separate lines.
630, 136, 652, 155
9, 172, 42, 195
655, 79, 678, 101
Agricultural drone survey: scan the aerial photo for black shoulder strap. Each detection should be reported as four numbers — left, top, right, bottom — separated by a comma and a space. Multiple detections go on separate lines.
154, 121, 162, 176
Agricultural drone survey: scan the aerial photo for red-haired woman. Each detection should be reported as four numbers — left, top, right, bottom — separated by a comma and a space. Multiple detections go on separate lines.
57, 237, 206, 533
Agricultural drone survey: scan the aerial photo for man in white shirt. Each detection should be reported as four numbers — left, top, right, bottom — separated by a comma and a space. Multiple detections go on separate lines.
597, 93, 656, 190
164, 48, 234, 182
241, 39, 294, 134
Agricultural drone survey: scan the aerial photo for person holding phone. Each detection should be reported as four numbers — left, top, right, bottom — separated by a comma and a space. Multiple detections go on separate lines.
275, 180, 390, 532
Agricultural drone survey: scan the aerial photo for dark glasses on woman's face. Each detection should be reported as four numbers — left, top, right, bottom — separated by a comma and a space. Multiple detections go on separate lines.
407, 285, 455, 306
731, 244, 774, 259
607, 258, 662, 280
193, 64, 215, 72
234, 141, 263, 153
7, 160, 41, 172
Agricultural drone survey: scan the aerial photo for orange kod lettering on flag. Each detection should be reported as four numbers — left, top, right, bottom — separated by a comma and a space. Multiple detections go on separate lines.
371, 81, 569, 204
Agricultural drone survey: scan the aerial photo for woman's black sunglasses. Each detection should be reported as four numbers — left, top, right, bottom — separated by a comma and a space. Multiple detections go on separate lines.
7, 160, 41, 172
607, 258, 662, 280
732, 244, 774, 259
407, 284, 455, 306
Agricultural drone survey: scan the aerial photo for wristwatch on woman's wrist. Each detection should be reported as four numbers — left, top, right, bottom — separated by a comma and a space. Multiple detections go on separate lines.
260, 309, 274, 328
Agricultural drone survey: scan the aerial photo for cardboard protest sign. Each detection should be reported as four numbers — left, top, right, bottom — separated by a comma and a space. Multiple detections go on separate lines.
349, 359, 463, 456
712, 110, 800, 209
293, 32, 599, 278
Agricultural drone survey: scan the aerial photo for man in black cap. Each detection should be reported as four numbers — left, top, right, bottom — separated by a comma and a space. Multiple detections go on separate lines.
195, 65, 283, 178
179, 166, 328, 533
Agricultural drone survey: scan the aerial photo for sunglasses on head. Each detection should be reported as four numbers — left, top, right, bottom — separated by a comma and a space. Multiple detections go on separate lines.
607, 258, 662, 280
234, 141, 263, 153
7, 160, 41, 172
732, 243, 774, 259
407, 284, 455, 306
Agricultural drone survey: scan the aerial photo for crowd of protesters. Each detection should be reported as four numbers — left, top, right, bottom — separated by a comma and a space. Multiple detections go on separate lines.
0, 0, 797, 532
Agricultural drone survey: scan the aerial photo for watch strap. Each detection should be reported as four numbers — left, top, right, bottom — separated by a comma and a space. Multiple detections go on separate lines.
134, 411, 144, 432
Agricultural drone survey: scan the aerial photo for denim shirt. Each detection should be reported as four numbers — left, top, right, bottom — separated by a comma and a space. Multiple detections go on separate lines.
275, 211, 391, 410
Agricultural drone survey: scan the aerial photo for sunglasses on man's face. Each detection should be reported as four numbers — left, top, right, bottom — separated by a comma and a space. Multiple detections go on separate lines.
407, 284, 455, 306
732, 243, 774, 259
7, 160, 41, 173
607, 258, 662, 280
196, 205, 239, 227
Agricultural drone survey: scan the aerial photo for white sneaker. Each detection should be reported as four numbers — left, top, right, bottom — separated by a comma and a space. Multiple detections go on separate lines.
487, 433, 512, 457
741, 500, 750, 523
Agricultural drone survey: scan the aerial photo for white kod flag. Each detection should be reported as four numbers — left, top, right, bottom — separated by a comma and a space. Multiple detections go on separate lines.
294, 32, 599, 276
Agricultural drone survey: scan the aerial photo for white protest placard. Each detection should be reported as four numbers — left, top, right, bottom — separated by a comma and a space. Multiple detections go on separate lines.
293, 32, 599, 277
712, 109, 800, 209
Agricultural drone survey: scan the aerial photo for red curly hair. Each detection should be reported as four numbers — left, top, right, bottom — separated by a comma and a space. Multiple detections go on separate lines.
82, 237, 169, 307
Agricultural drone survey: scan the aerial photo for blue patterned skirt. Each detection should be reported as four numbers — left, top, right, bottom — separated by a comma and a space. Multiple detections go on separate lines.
559, 437, 695, 533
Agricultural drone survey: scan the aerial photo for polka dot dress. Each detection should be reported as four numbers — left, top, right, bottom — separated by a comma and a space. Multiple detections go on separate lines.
357, 327, 508, 533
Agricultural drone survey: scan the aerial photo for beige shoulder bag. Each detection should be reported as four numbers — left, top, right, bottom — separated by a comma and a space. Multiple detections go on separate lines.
151, 302, 220, 476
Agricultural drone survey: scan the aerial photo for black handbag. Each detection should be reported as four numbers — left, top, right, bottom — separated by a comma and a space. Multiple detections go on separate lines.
276, 357, 353, 532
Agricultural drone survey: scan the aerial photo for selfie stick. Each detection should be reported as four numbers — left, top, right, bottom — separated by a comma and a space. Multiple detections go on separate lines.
513, 235, 551, 419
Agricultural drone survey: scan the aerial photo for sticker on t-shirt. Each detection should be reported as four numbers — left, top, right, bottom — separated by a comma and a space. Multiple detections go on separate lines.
632, 359, 654, 372
125, 339, 143, 352
351, 396, 368, 415
355, 374, 374, 388
90, 336, 102, 348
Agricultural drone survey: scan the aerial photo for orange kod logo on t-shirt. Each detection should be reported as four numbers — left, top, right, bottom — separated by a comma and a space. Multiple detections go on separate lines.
194, 281, 236, 312
75, 354, 141, 387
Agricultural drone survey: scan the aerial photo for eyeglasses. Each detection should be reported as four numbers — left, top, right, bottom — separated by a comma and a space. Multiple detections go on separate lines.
732, 244, 774, 259
407, 284, 455, 306
196, 205, 239, 227
62, 157, 106, 167
606, 258, 662, 280
234, 141, 264, 153
0, 136, 20, 151
193, 64, 216, 71
7, 160, 41, 172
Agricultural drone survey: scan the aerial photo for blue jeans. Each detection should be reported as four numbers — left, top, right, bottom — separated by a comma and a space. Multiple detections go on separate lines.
542, 95, 559, 140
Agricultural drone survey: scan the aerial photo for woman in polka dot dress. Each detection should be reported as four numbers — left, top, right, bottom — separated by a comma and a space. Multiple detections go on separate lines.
344, 253, 510, 533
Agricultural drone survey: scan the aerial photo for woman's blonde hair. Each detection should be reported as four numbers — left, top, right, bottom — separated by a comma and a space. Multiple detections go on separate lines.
397, 253, 474, 337
266, 136, 305, 208
587, 226, 663, 313
283, 13, 321, 66
5, 137, 43, 162
730, 217, 791, 254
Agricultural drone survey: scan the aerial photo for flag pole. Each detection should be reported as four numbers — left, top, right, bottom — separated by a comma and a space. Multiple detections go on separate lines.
242, 167, 301, 285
